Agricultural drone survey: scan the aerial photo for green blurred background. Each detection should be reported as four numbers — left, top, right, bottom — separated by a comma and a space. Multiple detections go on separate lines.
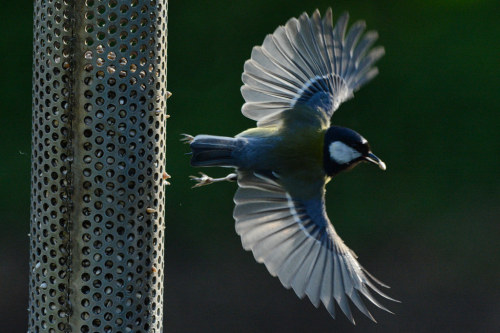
1, 0, 499, 332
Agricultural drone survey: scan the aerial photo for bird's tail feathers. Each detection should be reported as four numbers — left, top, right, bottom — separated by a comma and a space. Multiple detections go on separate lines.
190, 135, 239, 167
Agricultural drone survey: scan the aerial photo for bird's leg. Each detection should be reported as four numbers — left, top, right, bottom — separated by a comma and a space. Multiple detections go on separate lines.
189, 172, 237, 188
180, 133, 194, 144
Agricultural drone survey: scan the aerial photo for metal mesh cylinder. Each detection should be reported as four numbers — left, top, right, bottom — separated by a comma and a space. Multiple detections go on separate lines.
29, 1, 168, 332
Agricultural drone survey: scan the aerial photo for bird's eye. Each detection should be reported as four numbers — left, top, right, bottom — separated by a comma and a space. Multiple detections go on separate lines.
352, 142, 364, 152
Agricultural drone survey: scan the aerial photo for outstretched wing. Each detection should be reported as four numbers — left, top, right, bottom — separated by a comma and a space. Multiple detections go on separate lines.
233, 171, 396, 323
241, 8, 384, 127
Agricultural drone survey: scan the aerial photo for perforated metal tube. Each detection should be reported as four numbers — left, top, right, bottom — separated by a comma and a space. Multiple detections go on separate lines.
29, 1, 168, 332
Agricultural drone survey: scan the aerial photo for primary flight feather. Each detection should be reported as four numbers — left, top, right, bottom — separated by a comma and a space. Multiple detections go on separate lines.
184, 8, 396, 323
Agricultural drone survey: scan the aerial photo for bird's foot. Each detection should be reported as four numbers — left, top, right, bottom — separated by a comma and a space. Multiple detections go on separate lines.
180, 133, 194, 144
189, 172, 237, 188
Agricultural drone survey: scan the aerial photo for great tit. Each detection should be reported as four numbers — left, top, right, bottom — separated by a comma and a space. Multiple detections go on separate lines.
184, 8, 396, 323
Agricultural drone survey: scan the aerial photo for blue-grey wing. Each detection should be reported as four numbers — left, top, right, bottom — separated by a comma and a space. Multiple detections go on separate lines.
233, 171, 395, 323
241, 8, 384, 127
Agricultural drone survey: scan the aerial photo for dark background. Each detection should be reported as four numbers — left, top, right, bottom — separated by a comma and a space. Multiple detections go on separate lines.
1, 0, 499, 332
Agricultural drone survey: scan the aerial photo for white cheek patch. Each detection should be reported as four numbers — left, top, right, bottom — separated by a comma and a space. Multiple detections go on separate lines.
329, 141, 361, 164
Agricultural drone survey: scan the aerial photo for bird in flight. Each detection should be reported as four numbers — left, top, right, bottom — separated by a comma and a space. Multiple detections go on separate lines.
183, 8, 397, 323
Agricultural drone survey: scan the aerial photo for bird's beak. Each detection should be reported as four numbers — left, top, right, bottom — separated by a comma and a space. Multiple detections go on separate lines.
364, 152, 386, 171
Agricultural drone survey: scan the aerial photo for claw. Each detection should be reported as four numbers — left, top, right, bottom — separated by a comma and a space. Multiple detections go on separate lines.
180, 133, 194, 144
189, 172, 237, 188
189, 172, 213, 188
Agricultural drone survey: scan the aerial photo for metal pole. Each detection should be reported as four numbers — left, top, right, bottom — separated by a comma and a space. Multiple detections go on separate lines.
29, 1, 168, 331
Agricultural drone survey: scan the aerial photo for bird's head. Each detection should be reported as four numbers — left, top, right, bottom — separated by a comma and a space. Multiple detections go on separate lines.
323, 126, 386, 176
